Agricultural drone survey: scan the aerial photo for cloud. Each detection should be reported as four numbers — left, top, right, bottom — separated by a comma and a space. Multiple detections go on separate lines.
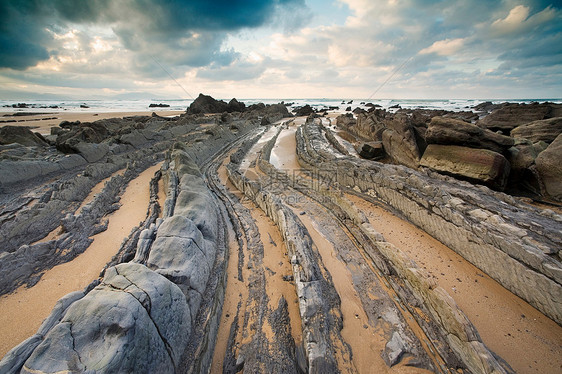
0, 0, 560, 99
0, 0, 307, 70
419, 38, 467, 56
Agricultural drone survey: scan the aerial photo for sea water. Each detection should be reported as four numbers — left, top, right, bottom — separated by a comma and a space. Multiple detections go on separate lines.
1, 98, 561, 114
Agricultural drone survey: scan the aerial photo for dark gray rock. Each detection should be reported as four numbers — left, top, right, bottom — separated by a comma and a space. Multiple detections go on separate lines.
0, 126, 48, 147
119, 131, 147, 148
187, 93, 228, 114
294, 105, 314, 116
74, 142, 109, 163
227, 98, 246, 112
426, 116, 514, 153
357, 142, 384, 160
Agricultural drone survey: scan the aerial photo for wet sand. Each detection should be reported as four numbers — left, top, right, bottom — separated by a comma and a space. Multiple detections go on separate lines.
0, 162, 162, 357
0, 111, 184, 135
347, 194, 562, 374
266, 121, 561, 372
270, 127, 300, 171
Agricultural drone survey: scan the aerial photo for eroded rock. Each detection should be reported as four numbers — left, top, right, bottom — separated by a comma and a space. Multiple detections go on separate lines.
420, 144, 511, 190
510, 117, 562, 143
535, 133, 562, 201
426, 116, 514, 153
21, 263, 190, 373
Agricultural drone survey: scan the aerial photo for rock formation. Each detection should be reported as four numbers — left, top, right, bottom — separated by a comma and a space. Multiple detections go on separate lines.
1, 98, 561, 374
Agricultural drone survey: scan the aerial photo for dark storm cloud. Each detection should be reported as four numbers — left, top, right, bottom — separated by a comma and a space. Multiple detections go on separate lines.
0, 0, 306, 70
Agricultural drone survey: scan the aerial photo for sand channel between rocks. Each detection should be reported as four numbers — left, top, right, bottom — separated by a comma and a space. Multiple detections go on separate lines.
0, 162, 163, 358
346, 194, 562, 374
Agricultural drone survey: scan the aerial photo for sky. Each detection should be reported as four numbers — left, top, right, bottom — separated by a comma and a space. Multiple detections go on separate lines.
0, 0, 561, 100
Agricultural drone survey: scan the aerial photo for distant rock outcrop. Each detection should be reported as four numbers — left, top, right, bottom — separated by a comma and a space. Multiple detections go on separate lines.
477, 102, 562, 133
187, 94, 229, 114
187, 94, 248, 114
294, 104, 314, 116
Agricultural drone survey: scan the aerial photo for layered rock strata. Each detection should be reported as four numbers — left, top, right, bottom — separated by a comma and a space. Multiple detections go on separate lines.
296, 120, 562, 326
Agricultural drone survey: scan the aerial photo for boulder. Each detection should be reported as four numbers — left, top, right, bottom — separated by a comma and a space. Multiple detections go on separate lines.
420, 144, 511, 190
187, 93, 228, 114
477, 102, 562, 133
0, 126, 48, 147
357, 142, 385, 160
535, 133, 562, 201
21, 263, 191, 373
426, 116, 514, 153
510, 117, 562, 143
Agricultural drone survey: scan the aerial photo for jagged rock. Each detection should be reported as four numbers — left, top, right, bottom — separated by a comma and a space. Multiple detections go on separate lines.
186, 93, 228, 114
227, 98, 246, 112
477, 102, 562, 133
50, 127, 67, 136
357, 142, 384, 160
510, 117, 562, 143
21, 263, 190, 373
294, 105, 314, 116
383, 332, 408, 366
535, 133, 562, 201
0, 126, 48, 147
55, 122, 110, 154
149, 103, 170, 108
420, 144, 511, 190
426, 116, 514, 153
382, 116, 421, 169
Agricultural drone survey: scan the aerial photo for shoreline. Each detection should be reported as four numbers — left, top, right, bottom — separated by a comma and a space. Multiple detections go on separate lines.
0, 110, 185, 135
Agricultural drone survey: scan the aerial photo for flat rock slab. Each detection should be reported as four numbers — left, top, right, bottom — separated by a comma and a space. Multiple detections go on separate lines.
510, 117, 562, 144
426, 116, 514, 153
420, 144, 511, 190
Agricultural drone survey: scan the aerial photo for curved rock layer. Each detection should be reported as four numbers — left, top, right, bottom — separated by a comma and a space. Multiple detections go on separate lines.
1, 106, 561, 374
297, 120, 562, 326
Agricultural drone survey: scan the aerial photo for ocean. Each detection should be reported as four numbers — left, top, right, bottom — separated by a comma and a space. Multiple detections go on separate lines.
1, 98, 561, 114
